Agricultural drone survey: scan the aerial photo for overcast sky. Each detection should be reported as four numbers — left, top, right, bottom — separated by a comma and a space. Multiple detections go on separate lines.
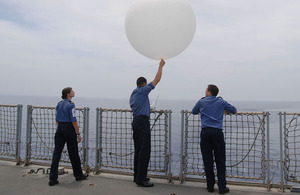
0, 0, 299, 101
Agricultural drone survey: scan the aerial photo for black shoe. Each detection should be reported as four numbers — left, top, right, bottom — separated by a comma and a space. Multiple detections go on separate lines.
133, 177, 150, 182
49, 180, 59, 186
75, 173, 89, 181
219, 187, 230, 194
207, 187, 214, 193
136, 180, 154, 187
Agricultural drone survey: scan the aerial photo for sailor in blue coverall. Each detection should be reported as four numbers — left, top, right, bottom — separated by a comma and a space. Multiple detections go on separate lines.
49, 87, 88, 186
130, 59, 165, 187
192, 84, 237, 194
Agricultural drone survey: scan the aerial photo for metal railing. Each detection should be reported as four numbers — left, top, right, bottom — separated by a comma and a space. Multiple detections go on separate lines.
95, 108, 172, 180
279, 112, 300, 189
180, 111, 270, 186
0, 104, 22, 163
2, 102, 300, 190
25, 105, 89, 170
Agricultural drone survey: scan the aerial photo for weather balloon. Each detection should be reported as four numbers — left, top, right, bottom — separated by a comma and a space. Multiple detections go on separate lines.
125, 0, 196, 60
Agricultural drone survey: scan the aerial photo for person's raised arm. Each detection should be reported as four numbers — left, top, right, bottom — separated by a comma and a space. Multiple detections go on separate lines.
152, 59, 165, 86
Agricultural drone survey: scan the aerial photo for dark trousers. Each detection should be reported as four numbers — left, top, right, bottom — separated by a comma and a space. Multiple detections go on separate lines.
132, 115, 151, 183
49, 122, 83, 181
200, 127, 227, 189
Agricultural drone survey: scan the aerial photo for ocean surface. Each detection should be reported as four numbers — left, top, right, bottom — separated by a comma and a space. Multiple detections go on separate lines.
1, 94, 300, 183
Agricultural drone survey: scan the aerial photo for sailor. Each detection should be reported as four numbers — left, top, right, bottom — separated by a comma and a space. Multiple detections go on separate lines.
192, 84, 237, 194
130, 59, 165, 187
49, 87, 88, 186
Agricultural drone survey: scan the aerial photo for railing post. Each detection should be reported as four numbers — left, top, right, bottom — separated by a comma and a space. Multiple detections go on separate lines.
99, 108, 103, 172
283, 112, 288, 187
179, 110, 185, 183
261, 112, 266, 186
169, 110, 172, 181
163, 111, 167, 177
16, 104, 23, 164
83, 107, 90, 171
95, 108, 99, 172
25, 105, 32, 166
165, 110, 172, 182
279, 112, 285, 191
95, 108, 103, 173
266, 112, 271, 189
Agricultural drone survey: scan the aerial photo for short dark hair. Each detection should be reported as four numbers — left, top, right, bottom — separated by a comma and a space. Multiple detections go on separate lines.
207, 84, 219, 96
136, 77, 147, 87
61, 87, 72, 99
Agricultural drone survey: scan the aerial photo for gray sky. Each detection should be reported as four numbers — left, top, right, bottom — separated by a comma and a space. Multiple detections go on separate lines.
0, 0, 299, 101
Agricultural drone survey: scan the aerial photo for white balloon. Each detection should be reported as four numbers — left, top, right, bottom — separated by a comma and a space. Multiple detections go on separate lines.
125, 0, 196, 60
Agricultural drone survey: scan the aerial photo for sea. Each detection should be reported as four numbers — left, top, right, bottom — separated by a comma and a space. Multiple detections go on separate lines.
1, 94, 300, 184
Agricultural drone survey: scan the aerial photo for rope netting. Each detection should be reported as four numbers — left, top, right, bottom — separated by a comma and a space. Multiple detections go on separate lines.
97, 108, 170, 175
182, 111, 267, 181
0, 105, 20, 158
27, 106, 86, 165
283, 113, 300, 183
224, 113, 266, 180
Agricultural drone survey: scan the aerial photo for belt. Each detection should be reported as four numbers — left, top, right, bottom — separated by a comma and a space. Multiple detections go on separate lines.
133, 115, 150, 120
202, 127, 222, 131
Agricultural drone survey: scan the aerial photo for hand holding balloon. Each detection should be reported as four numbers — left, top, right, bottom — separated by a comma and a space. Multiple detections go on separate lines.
159, 59, 165, 67
152, 59, 165, 86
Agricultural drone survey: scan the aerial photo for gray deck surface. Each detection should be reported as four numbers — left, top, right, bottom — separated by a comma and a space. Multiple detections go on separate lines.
0, 160, 293, 195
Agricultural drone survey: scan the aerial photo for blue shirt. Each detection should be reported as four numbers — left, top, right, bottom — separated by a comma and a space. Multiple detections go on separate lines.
56, 99, 77, 122
192, 96, 236, 129
130, 82, 155, 117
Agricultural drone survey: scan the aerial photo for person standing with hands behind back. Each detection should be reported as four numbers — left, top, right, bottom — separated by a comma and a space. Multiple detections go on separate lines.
192, 84, 237, 194
49, 87, 88, 186
130, 59, 165, 187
